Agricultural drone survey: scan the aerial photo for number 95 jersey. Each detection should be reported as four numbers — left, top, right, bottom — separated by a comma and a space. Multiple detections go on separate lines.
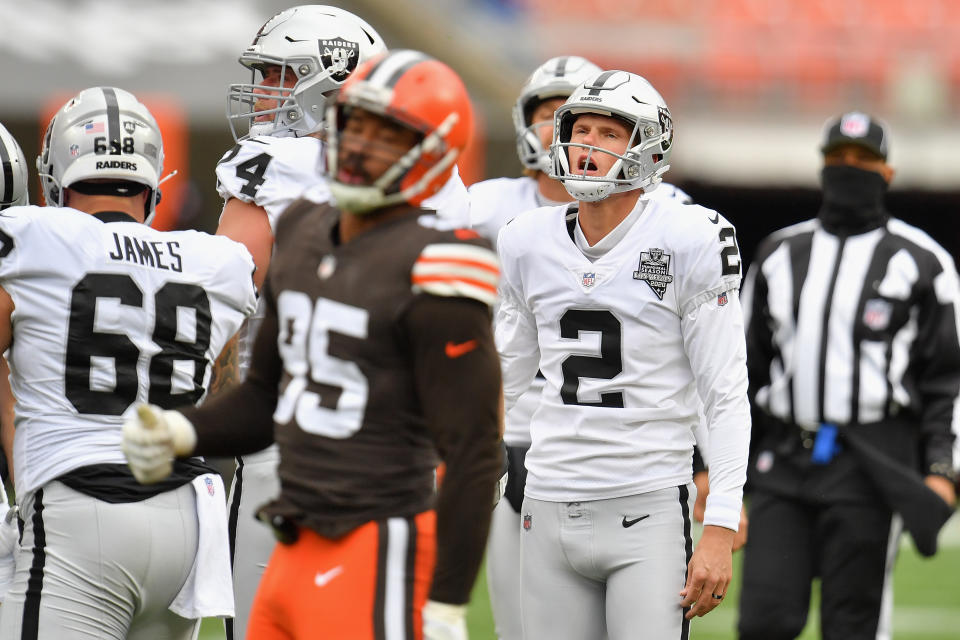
496, 197, 749, 503
0, 206, 258, 495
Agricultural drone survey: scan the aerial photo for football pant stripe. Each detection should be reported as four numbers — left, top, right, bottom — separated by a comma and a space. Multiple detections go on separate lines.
679, 484, 692, 640
403, 516, 417, 640
374, 520, 389, 640
21, 488, 47, 640
224, 458, 244, 640
384, 517, 410, 640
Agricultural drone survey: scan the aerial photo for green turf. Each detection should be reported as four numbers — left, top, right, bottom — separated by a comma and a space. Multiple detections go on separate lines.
201, 516, 960, 639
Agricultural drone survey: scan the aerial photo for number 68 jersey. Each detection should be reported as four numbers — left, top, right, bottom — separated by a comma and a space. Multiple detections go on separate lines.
496, 197, 751, 525
0, 206, 258, 495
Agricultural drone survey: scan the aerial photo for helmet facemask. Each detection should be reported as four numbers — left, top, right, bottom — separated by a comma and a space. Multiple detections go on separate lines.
227, 55, 338, 141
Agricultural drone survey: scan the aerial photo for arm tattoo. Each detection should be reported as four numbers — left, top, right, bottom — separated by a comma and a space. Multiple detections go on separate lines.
209, 333, 240, 398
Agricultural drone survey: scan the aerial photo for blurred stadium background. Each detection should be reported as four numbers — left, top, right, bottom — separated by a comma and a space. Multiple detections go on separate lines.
2, 0, 958, 637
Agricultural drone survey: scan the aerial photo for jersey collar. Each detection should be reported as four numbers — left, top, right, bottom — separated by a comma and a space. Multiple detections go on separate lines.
93, 211, 139, 224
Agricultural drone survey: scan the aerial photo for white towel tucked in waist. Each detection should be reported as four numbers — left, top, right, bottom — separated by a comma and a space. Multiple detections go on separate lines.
170, 473, 235, 618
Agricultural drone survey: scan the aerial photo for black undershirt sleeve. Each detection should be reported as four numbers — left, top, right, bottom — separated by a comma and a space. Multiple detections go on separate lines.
404, 294, 503, 605
182, 282, 282, 457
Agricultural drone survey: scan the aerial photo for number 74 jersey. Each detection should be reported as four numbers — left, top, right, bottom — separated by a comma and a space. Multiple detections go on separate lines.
0, 206, 257, 495
495, 197, 750, 505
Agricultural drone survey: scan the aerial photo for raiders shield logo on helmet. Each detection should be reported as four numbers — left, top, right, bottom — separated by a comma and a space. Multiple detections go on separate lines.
320, 38, 360, 81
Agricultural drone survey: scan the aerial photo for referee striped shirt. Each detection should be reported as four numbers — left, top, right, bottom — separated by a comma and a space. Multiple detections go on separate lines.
741, 217, 960, 477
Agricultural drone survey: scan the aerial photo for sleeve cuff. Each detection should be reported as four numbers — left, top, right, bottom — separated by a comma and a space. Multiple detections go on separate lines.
703, 493, 743, 531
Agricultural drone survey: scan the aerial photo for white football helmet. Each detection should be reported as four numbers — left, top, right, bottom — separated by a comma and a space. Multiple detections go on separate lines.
550, 70, 673, 202
37, 87, 165, 222
513, 56, 602, 173
227, 5, 386, 141
0, 123, 29, 209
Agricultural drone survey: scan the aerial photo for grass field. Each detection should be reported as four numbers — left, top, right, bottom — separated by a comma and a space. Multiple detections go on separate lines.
199, 514, 960, 639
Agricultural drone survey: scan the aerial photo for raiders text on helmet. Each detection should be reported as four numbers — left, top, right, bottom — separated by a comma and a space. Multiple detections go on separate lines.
512, 56, 602, 173
0, 122, 29, 209
227, 5, 386, 141
37, 87, 165, 222
325, 49, 473, 214
550, 70, 673, 202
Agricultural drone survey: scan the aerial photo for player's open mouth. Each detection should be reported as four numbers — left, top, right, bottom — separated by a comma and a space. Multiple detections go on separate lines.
337, 169, 369, 185
577, 157, 598, 174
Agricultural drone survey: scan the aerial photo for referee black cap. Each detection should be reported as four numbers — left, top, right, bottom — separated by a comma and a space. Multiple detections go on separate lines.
820, 111, 889, 160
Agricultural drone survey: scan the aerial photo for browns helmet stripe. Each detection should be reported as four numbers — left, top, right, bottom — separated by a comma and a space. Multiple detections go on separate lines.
366, 50, 430, 89
0, 133, 11, 204
102, 87, 121, 156
586, 70, 618, 96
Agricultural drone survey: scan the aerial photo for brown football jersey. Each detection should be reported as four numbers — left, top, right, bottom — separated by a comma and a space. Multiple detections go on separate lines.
258, 200, 499, 538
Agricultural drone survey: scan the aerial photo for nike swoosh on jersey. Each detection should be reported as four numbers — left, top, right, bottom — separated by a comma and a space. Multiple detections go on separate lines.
708, 213, 720, 224
314, 566, 343, 587
445, 339, 478, 359
622, 514, 650, 528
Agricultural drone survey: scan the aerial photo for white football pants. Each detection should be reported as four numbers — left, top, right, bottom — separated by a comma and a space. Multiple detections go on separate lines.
0, 481, 200, 640
520, 486, 694, 640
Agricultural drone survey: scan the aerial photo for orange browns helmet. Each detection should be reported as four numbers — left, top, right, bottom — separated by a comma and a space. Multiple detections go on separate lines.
326, 49, 473, 213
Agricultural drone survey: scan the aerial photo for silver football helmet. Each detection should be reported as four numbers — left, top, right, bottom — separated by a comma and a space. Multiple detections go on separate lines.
0, 122, 29, 209
37, 87, 164, 222
513, 56, 602, 174
227, 5, 387, 141
550, 70, 673, 202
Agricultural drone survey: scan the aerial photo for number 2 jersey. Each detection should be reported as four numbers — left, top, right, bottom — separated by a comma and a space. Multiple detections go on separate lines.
181, 202, 503, 603
0, 207, 257, 496
496, 196, 751, 529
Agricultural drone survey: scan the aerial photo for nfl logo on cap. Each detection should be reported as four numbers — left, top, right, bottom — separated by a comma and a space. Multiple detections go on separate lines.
839, 112, 870, 138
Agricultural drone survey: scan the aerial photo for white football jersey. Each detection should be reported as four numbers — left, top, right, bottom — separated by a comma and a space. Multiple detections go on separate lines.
471, 177, 693, 446
496, 196, 750, 529
0, 206, 257, 495
216, 136, 331, 234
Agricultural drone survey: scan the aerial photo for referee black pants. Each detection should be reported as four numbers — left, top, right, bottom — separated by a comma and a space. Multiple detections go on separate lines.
737, 489, 899, 640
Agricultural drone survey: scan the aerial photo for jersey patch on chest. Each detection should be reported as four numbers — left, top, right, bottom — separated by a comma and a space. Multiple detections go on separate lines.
632, 247, 674, 300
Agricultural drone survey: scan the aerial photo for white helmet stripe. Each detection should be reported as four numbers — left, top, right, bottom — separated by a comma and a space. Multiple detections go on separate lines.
586, 71, 618, 96
102, 88, 122, 154
554, 56, 568, 77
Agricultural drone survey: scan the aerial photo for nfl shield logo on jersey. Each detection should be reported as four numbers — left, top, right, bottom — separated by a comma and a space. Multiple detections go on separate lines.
633, 247, 674, 300
581, 272, 596, 289
523, 514, 532, 531
205, 477, 215, 496
862, 298, 892, 331
320, 38, 360, 81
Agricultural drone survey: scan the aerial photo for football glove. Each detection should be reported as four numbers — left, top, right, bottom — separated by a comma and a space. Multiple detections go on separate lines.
122, 404, 197, 484
423, 600, 468, 640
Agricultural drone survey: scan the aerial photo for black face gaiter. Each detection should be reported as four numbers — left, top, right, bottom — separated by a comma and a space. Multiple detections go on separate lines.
818, 165, 889, 235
